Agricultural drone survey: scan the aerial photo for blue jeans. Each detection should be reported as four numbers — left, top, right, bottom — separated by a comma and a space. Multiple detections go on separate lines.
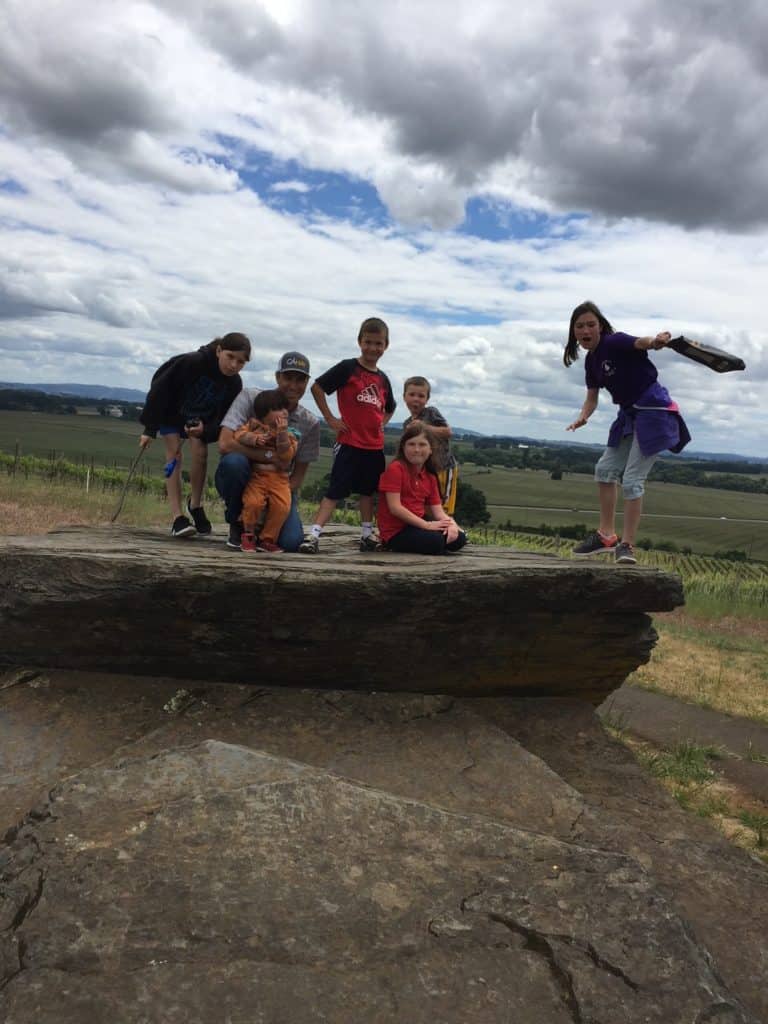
215, 453, 304, 552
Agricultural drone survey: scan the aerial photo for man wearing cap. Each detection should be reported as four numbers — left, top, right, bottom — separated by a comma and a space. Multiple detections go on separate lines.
215, 352, 320, 551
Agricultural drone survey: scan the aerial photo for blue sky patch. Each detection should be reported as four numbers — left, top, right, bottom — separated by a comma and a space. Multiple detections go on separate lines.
0, 179, 27, 196
232, 143, 391, 227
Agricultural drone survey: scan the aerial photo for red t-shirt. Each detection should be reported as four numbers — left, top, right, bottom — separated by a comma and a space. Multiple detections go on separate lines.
377, 460, 442, 543
314, 358, 395, 450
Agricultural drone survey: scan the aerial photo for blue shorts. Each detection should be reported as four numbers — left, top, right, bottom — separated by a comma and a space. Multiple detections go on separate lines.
326, 445, 385, 499
158, 425, 181, 437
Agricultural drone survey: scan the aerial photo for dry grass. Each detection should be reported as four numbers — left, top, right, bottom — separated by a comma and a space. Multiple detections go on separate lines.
616, 733, 768, 865
628, 612, 768, 724
0, 475, 223, 535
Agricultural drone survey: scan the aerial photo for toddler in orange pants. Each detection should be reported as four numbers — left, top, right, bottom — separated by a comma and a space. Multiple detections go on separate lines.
232, 389, 299, 553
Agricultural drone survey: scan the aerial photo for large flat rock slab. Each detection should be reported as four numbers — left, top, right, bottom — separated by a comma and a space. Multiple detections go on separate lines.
0, 525, 684, 702
1, 670, 766, 1021
1, 738, 758, 1023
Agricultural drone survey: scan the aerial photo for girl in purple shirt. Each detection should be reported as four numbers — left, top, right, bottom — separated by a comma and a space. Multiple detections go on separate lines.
564, 300, 690, 564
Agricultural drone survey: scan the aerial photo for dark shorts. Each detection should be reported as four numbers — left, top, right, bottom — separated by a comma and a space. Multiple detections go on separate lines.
326, 445, 385, 499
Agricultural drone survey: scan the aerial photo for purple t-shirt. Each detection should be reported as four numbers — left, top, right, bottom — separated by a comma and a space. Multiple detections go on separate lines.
584, 332, 659, 408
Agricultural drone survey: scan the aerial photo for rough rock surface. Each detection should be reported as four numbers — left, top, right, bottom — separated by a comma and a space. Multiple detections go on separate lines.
0, 739, 758, 1024
0, 525, 684, 702
1, 670, 766, 1023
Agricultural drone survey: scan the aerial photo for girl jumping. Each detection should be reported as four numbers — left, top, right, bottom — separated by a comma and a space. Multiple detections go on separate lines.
139, 333, 251, 537
564, 300, 690, 564
377, 422, 467, 555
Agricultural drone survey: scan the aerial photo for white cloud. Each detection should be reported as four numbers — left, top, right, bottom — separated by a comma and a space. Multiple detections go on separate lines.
0, 0, 766, 459
269, 180, 313, 193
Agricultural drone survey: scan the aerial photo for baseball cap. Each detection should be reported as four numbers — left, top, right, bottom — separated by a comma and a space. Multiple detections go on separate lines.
276, 351, 310, 376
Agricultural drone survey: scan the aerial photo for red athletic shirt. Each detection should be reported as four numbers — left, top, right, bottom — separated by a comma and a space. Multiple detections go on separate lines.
377, 459, 442, 543
314, 358, 395, 450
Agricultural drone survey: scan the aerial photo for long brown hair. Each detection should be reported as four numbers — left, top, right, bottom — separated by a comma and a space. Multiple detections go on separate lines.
563, 301, 614, 367
395, 421, 439, 476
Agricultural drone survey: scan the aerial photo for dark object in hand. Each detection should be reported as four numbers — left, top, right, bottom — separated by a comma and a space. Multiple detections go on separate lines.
668, 336, 746, 373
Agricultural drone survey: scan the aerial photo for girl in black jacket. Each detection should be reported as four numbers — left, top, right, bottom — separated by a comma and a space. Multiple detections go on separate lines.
140, 333, 251, 537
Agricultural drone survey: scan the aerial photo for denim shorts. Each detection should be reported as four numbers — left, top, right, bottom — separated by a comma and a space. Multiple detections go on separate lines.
595, 433, 658, 500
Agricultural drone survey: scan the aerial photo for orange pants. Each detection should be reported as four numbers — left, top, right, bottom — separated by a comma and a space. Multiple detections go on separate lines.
241, 471, 292, 543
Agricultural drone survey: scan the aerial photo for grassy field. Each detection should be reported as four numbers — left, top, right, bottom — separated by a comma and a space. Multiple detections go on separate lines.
2, 409, 767, 559
0, 410, 178, 477
460, 463, 768, 560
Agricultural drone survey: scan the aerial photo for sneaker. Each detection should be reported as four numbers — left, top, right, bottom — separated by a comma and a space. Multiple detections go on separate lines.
615, 541, 637, 565
240, 531, 257, 553
226, 522, 243, 550
186, 499, 212, 535
359, 534, 380, 552
298, 533, 319, 554
256, 540, 284, 554
572, 531, 618, 556
170, 515, 196, 538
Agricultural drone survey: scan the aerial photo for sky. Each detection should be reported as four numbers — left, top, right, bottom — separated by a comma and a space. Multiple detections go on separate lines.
1, 0, 766, 457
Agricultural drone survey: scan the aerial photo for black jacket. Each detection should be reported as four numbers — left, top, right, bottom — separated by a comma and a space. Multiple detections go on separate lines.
140, 346, 243, 443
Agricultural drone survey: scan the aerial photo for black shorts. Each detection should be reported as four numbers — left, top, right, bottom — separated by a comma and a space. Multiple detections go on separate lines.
326, 445, 385, 499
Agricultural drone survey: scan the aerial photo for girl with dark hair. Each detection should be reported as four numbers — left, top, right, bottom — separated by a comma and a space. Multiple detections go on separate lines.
376, 422, 467, 555
139, 332, 251, 537
565, 301, 690, 564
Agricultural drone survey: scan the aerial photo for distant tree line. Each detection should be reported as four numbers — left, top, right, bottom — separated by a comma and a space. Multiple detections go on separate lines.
0, 388, 142, 421
650, 463, 768, 493
0, 388, 78, 415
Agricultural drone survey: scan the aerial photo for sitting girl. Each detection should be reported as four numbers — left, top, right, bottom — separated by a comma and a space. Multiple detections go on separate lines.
377, 422, 467, 555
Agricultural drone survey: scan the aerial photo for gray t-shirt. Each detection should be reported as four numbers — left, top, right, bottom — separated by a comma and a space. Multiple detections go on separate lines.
221, 388, 320, 465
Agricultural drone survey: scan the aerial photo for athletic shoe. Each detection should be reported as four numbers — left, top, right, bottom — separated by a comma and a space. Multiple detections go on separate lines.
170, 515, 196, 538
186, 499, 212, 535
226, 522, 243, 550
572, 531, 618, 556
615, 541, 637, 565
359, 534, 380, 552
240, 531, 257, 553
299, 534, 319, 554
256, 540, 284, 554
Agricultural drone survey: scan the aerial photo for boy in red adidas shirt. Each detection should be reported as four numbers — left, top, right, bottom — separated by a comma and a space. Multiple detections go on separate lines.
299, 317, 396, 553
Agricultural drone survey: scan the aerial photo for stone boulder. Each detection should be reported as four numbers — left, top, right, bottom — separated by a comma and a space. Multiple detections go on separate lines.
1, 670, 766, 1022
1, 736, 758, 1024
0, 525, 684, 703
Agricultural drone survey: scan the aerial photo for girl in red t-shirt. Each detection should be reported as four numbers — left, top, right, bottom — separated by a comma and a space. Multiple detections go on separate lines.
377, 422, 467, 555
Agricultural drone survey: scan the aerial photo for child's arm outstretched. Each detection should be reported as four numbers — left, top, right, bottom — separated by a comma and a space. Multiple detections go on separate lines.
567, 387, 599, 431
634, 331, 671, 351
